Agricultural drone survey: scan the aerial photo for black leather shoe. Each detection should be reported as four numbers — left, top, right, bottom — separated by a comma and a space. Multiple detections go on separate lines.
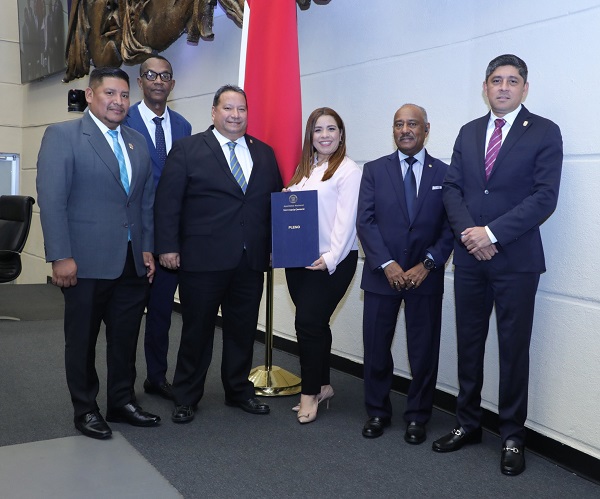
172, 405, 195, 423
74, 411, 112, 440
501, 440, 525, 476
432, 426, 482, 452
143, 379, 174, 400
362, 416, 391, 438
225, 397, 270, 415
404, 421, 426, 445
106, 402, 161, 427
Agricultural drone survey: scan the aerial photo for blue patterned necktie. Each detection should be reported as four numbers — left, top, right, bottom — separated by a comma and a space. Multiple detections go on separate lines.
227, 142, 247, 192
153, 116, 167, 167
404, 156, 417, 221
108, 129, 130, 194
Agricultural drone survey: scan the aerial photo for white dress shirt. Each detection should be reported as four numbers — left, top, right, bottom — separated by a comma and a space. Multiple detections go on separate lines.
88, 110, 132, 182
287, 156, 362, 274
137, 100, 173, 152
484, 104, 522, 243
397, 148, 426, 195
212, 128, 253, 181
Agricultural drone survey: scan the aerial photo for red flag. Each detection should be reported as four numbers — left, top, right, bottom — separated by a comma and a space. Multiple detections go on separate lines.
239, 0, 302, 186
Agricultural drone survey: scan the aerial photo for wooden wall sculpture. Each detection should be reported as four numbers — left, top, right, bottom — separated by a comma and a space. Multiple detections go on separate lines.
64, 0, 317, 82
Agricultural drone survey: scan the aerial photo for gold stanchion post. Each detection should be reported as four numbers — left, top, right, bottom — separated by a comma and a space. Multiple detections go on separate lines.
248, 268, 301, 396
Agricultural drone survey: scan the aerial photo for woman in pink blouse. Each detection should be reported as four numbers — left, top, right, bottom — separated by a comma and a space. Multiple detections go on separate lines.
285, 108, 362, 424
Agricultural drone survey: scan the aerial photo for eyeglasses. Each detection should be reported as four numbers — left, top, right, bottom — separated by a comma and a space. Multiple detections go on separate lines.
141, 70, 173, 82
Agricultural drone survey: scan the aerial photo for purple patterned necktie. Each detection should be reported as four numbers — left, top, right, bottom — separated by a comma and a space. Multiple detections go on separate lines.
485, 118, 506, 180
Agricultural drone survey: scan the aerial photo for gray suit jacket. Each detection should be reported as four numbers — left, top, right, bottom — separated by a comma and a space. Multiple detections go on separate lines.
37, 112, 155, 279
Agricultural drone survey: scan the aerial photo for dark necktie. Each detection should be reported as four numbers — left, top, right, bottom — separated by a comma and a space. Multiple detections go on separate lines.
404, 156, 417, 221
153, 116, 167, 167
107, 130, 129, 194
227, 142, 247, 192
485, 118, 506, 180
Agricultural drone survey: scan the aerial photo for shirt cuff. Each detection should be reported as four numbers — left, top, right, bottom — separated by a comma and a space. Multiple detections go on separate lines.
485, 226, 497, 244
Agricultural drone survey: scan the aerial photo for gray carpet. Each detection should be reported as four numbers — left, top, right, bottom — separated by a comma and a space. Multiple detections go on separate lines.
1, 315, 599, 498
0, 283, 63, 320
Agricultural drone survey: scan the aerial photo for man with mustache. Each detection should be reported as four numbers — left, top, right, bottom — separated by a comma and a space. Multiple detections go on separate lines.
357, 104, 453, 443
124, 55, 192, 401
37, 67, 161, 439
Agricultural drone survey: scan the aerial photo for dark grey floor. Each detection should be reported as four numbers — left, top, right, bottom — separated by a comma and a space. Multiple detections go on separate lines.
1, 288, 599, 497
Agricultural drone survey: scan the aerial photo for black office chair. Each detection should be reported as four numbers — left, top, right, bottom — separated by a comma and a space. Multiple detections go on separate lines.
0, 195, 35, 320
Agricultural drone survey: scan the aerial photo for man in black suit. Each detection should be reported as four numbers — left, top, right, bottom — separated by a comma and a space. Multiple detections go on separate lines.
432, 55, 563, 476
154, 84, 283, 423
357, 104, 453, 444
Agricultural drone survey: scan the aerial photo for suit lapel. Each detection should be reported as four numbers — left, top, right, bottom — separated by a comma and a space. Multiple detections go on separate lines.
129, 104, 159, 166
204, 128, 243, 193
384, 152, 410, 222
245, 134, 260, 192
83, 114, 125, 194
476, 114, 490, 184
489, 106, 531, 180
170, 112, 186, 141
121, 126, 140, 197
412, 152, 436, 220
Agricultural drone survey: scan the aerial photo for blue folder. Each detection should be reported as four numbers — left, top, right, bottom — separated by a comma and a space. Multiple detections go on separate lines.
271, 190, 319, 268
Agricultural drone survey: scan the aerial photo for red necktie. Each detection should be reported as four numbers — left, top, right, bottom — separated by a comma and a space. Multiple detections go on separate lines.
485, 118, 506, 180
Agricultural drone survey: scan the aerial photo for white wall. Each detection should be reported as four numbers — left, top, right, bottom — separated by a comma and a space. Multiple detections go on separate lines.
6, 0, 600, 459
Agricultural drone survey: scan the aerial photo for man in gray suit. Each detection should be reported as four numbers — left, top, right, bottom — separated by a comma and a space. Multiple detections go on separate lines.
37, 67, 161, 440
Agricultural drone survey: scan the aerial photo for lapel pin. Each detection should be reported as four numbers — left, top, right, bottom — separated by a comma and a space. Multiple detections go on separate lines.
523, 121, 528, 127
428, 163, 432, 168
128, 143, 134, 150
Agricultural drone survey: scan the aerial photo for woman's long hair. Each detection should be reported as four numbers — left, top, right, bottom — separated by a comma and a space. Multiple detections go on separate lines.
288, 107, 347, 186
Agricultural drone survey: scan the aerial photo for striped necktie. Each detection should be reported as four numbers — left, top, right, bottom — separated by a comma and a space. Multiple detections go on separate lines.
108, 129, 130, 194
227, 142, 247, 192
485, 118, 506, 180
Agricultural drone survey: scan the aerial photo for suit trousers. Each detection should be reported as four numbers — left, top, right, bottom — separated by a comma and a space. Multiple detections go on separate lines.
363, 289, 442, 422
172, 251, 264, 406
62, 243, 149, 417
454, 264, 540, 444
285, 251, 358, 395
144, 260, 178, 384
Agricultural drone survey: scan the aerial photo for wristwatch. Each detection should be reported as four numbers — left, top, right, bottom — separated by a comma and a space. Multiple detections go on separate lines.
422, 257, 435, 270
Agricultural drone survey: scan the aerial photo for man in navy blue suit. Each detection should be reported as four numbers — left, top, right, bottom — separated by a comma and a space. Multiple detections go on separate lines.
124, 55, 192, 400
357, 104, 453, 444
432, 54, 563, 476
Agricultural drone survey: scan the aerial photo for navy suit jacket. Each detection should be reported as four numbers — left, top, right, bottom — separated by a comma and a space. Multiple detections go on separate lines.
357, 150, 454, 296
154, 126, 283, 273
124, 102, 192, 187
443, 106, 563, 273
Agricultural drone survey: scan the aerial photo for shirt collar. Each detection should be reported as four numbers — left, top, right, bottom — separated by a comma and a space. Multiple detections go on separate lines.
212, 127, 248, 150
87, 109, 120, 136
490, 104, 522, 127
138, 100, 169, 123
397, 147, 426, 165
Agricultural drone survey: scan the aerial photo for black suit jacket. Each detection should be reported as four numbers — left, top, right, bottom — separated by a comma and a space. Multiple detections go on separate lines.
154, 126, 283, 272
443, 106, 563, 273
